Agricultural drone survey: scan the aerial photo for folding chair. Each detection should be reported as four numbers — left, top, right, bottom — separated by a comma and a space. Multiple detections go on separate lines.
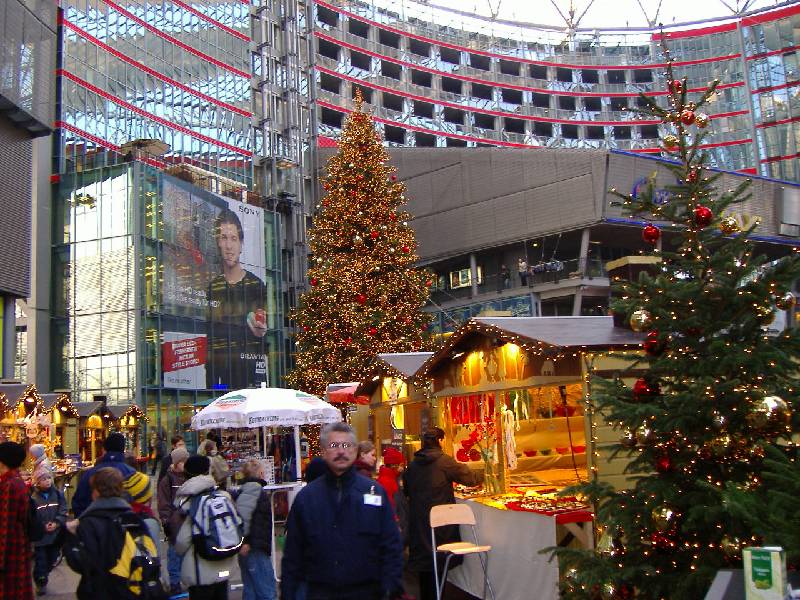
430, 503, 495, 600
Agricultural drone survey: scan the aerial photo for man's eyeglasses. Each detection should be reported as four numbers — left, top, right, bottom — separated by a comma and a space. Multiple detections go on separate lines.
326, 442, 353, 449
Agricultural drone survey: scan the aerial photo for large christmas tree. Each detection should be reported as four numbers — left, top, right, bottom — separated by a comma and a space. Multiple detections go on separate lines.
554, 44, 800, 599
287, 92, 431, 395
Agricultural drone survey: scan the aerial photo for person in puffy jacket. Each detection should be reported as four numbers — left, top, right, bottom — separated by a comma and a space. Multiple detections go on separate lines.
31, 470, 68, 595
234, 459, 276, 600
71, 433, 136, 517
158, 446, 189, 595
174, 454, 239, 600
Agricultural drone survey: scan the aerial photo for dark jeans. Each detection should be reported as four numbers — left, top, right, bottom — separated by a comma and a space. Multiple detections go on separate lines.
33, 543, 61, 584
307, 582, 381, 600
188, 581, 228, 600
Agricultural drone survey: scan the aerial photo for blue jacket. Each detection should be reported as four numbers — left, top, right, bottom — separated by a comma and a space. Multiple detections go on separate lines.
71, 452, 137, 517
281, 467, 403, 599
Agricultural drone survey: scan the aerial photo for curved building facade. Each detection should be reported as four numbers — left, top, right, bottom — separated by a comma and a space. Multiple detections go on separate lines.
312, 0, 800, 182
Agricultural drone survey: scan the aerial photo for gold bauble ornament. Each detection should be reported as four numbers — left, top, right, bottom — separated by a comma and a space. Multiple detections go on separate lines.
663, 134, 680, 150
695, 112, 710, 128
755, 305, 775, 325
719, 216, 740, 235
776, 292, 796, 311
635, 424, 655, 446
747, 396, 790, 431
629, 309, 653, 332
720, 535, 742, 560
652, 505, 678, 532
710, 434, 732, 457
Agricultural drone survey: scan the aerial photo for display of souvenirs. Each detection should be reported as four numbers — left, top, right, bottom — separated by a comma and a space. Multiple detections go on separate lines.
461, 487, 592, 518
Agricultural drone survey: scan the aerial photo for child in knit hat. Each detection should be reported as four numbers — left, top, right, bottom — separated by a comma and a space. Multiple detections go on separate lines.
122, 471, 162, 543
31, 470, 67, 595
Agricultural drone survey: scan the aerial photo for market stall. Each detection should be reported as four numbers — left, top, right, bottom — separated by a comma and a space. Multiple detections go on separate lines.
74, 402, 106, 464
419, 316, 642, 599
353, 352, 433, 462
0, 383, 46, 445
42, 393, 81, 501
106, 404, 148, 460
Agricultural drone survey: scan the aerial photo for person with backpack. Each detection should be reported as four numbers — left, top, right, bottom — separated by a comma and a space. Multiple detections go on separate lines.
31, 470, 68, 595
233, 459, 276, 600
71, 432, 137, 517
174, 454, 242, 600
158, 445, 190, 596
63, 466, 166, 600
0, 441, 34, 600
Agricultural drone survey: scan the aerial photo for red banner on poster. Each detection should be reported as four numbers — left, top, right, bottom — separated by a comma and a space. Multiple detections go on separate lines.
162, 336, 207, 372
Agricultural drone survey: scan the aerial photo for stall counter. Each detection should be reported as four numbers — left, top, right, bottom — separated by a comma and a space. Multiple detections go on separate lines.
449, 497, 592, 600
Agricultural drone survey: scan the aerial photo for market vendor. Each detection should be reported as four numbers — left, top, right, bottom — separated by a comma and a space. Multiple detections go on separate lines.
403, 427, 483, 600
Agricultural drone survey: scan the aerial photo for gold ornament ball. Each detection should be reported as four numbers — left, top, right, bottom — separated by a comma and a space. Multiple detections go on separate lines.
635, 424, 655, 446
630, 309, 653, 332
652, 505, 678, 532
710, 434, 732, 457
755, 305, 775, 325
695, 112, 710, 128
776, 292, 796, 311
719, 216, 741, 235
663, 134, 680, 150
720, 535, 741, 560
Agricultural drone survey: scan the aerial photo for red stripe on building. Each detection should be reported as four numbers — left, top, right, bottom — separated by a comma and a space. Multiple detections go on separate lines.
59, 69, 253, 156
751, 80, 800, 95
747, 44, 800, 61
102, 0, 250, 78
62, 19, 252, 117
739, 167, 759, 174
55, 120, 168, 168
652, 22, 738, 41
761, 151, 800, 164
316, 31, 744, 98
631, 137, 752, 153
743, 3, 800, 26
314, 0, 741, 70
756, 115, 800, 129
169, 0, 250, 41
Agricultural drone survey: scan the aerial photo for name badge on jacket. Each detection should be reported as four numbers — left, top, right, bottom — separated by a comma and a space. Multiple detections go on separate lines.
364, 485, 382, 506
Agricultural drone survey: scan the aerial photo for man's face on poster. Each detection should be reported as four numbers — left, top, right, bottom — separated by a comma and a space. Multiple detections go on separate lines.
217, 222, 242, 270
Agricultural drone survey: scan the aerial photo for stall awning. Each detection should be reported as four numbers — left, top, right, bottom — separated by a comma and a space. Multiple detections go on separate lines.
326, 383, 370, 405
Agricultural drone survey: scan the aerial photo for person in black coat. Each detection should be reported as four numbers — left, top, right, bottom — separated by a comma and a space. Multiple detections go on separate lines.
281, 422, 404, 600
402, 428, 484, 600
157, 435, 185, 483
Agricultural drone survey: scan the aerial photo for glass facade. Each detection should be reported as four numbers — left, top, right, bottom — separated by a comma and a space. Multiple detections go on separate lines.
312, 0, 800, 181
57, 0, 253, 185
53, 163, 283, 441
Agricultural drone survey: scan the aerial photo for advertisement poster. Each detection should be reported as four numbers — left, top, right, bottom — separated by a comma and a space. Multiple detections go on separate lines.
162, 332, 207, 389
161, 177, 268, 390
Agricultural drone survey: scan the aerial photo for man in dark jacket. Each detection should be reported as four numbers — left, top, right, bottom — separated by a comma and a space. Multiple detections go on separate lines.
71, 432, 136, 517
403, 428, 483, 600
157, 445, 189, 595
235, 459, 276, 600
281, 422, 404, 600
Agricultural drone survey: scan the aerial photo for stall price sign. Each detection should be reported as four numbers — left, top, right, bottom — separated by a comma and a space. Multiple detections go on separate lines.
744, 547, 787, 600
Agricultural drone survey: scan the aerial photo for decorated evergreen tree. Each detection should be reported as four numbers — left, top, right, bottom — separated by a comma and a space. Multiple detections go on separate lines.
552, 42, 800, 599
287, 92, 431, 395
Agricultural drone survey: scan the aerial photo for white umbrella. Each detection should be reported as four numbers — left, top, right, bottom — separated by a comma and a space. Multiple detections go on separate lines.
191, 385, 341, 430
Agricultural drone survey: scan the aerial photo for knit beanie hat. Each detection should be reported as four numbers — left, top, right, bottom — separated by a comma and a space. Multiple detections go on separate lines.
104, 432, 126, 453
0, 442, 27, 469
382, 447, 405, 466
122, 471, 153, 504
29, 444, 46, 460
184, 455, 211, 479
170, 446, 190, 466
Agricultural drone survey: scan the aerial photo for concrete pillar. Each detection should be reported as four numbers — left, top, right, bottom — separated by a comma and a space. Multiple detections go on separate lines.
572, 228, 592, 316
3, 296, 15, 379
470, 253, 478, 298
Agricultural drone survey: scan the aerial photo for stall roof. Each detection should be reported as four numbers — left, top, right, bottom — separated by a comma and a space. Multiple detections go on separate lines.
106, 404, 146, 420
74, 401, 104, 417
42, 393, 69, 412
377, 352, 434, 378
420, 316, 643, 376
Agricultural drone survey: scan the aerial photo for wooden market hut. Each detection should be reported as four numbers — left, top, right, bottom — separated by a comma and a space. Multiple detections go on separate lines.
106, 404, 147, 456
74, 401, 106, 463
418, 315, 644, 492
0, 383, 45, 444
42, 393, 79, 456
355, 352, 433, 460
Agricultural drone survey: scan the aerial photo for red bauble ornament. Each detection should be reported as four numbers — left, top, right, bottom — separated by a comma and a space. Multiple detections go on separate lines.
642, 223, 661, 244
368, 326, 378, 336
694, 205, 713, 228
355, 293, 367, 304
391, 175, 397, 181
425, 279, 433, 287
323, 182, 330, 191
310, 277, 318, 286
344, 336, 352, 345
643, 330, 664, 356
456, 448, 469, 462
655, 454, 672, 473
350, 190, 357, 197
668, 80, 683, 94
389, 212, 398, 221
402, 245, 411, 253
370, 230, 379, 239
680, 110, 695, 125
632, 378, 651, 400
302, 325, 309, 332
686, 168, 699, 183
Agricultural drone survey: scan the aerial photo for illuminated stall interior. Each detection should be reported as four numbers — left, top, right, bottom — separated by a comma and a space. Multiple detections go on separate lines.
356, 352, 433, 462
0, 383, 46, 446
42, 393, 80, 456
421, 316, 642, 496
74, 401, 106, 463
106, 404, 147, 456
